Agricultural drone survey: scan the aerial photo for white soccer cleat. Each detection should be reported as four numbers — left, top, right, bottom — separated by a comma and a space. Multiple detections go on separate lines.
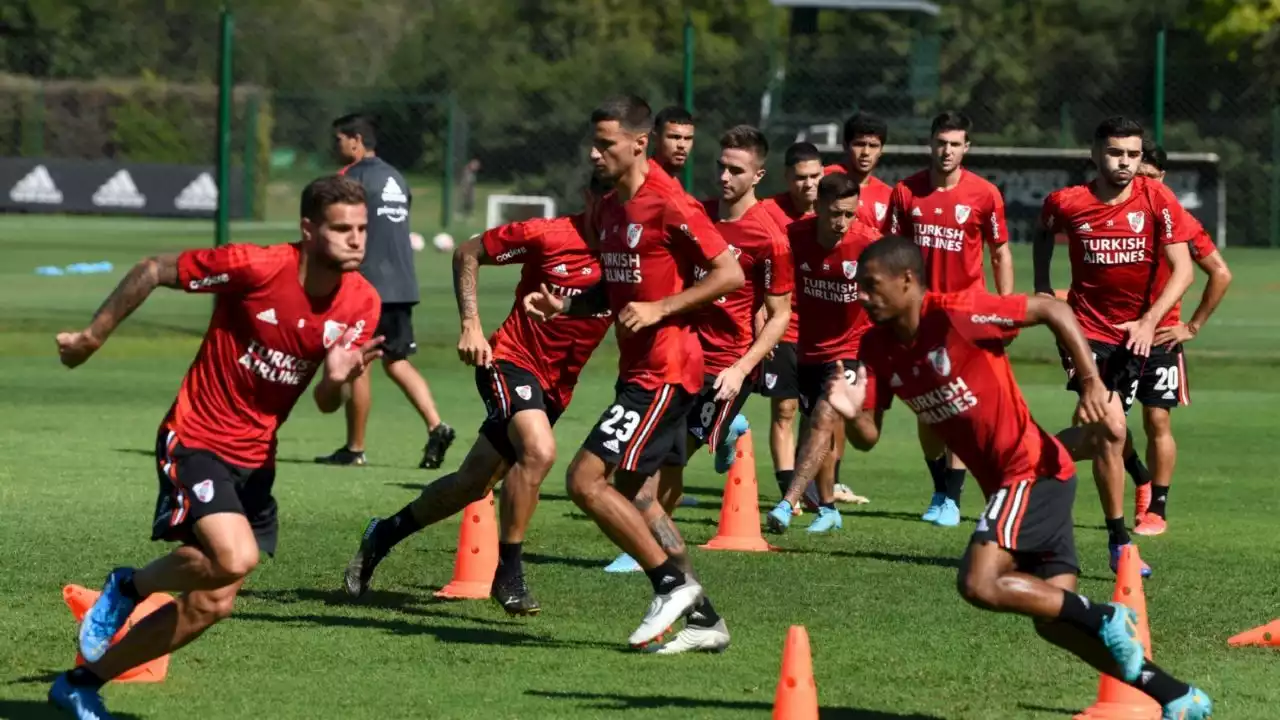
645, 618, 731, 655
628, 579, 703, 647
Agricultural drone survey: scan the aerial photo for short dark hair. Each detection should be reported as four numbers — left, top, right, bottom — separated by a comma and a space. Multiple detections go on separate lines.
592, 96, 654, 134
1094, 116, 1144, 143
784, 141, 822, 167
859, 235, 925, 281
333, 113, 378, 150
653, 106, 694, 134
301, 175, 366, 224
930, 111, 972, 139
719, 124, 768, 160
843, 112, 888, 146
817, 171, 860, 205
1141, 139, 1168, 172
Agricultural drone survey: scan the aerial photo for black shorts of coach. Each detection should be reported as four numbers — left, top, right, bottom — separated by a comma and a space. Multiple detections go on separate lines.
376, 302, 418, 362
582, 381, 696, 477
797, 358, 862, 418
475, 360, 566, 465
1059, 340, 1189, 415
686, 372, 755, 451
759, 341, 800, 399
971, 475, 1080, 579
152, 426, 279, 557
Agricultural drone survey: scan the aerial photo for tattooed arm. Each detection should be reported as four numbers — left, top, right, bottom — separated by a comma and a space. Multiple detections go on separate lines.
453, 235, 495, 366
56, 254, 181, 368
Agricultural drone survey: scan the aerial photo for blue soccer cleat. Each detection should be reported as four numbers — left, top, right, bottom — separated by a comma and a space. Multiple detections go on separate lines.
1110, 542, 1153, 578
1162, 687, 1213, 720
933, 498, 961, 527
48, 673, 113, 720
806, 506, 843, 534
921, 492, 946, 522
766, 501, 793, 534
79, 568, 137, 664
714, 415, 750, 474
604, 553, 642, 573
1098, 603, 1146, 683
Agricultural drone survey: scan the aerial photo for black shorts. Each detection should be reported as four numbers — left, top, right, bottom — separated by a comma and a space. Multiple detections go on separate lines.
798, 359, 862, 417
971, 475, 1079, 579
687, 372, 755, 451
582, 382, 695, 476
476, 360, 565, 465
759, 342, 799, 399
152, 427, 279, 556
1060, 341, 1189, 414
377, 302, 418, 361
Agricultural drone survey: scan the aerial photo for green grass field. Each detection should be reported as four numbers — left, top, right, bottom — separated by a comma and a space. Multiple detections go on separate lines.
2, 215, 1278, 719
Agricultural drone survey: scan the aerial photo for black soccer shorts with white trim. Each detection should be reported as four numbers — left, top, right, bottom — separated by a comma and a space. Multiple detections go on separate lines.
686, 372, 755, 451
971, 475, 1080, 579
475, 360, 565, 464
582, 381, 695, 476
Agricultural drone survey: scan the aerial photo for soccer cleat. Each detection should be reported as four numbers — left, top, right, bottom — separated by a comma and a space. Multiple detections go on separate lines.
314, 446, 367, 466
921, 492, 947, 522
604, 553, 642, 574
1134, 482, 1152, 523
1134, 514, 1167, 536
491, 572, 541, 616
419, 423, 457, 469
713, 415, 749, 474
645, 618, 731, 655
48, 673, 113, 720
833, 483, 869, 504
933, 498, 961, 527
1098, 603, 1146, 683
343, 519, 387, 598
766, 501, 793, 534
806, 506, 843, 533
79, 568, 138, 663
629, 578, 703, 647
1109, 542, 1153, 578
1162, 687, 1213, 720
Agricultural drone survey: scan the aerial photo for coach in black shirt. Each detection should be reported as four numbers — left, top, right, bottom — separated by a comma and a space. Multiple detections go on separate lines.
316, 114, 455, 469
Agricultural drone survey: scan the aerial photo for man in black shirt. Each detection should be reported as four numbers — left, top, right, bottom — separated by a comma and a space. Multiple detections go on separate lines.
317, 113, 456, 469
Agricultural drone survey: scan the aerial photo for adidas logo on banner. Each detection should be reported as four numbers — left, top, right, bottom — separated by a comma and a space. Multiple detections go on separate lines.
92, 170, 146, 208
175, 172, 218, 211
9, 164, 63, 204
381, 177, 407, 203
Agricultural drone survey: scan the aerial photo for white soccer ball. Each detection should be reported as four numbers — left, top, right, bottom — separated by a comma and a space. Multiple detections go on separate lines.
432, 232, 455, 253
409, 232, 426, 252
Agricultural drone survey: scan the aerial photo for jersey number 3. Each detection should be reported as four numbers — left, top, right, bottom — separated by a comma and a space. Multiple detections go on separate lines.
600, 405, 642, 442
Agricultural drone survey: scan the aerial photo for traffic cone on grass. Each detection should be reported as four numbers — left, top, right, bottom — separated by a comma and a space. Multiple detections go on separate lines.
701, 429, 776, 552
63, 584, 174, 683
434, 491, 499, 599
1228, 619, 1280, 647
772, 625, 818, 720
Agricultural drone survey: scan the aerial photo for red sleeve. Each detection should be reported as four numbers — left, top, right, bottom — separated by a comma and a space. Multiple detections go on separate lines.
665, 197, 727, 269
983, 184, 1009, 246
941, 291, 1028, 344
1150, 183, 1189, 248
481, 218, 544, 265
888, 184, 907, 236
1038, 191, 1063, 232
1190, 229, 1216, 260
860, 353, 893, 412
177, 244, 270, 294
761, 222, 794, 295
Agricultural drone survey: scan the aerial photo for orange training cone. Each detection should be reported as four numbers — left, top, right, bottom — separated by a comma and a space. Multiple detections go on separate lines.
1074, 545, 1160, 720
701, 429, 776, 552
434, 491, 499, 599
63, 584, 175, 683
773, 625, 819, 720
1228, 619, 1280, 648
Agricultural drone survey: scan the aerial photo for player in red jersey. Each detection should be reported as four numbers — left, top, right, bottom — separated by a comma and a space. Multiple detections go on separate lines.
1121, 141, 1232, 537
888, 111, 1013, 528
824, 111, 894, 233
524, 96, 744, 647
766, 172, 881, 534
759, 142, 826, 508
48, 177, 383, 718
652, 106, 696, 178
1033, 117, 1195, 577
823, 236, 1213, 719
341, 193, 612, 615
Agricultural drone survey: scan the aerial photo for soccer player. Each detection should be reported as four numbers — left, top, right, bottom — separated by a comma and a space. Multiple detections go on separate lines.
889, 110, 1012, 527
766, 172, 882, 534
824, 236, 1213, 720
1124, 141, 1232, 536
652, 106, 696, 178
341, 195, 612, 614
1032, 117, 1195, 575
825, 111, 894, 233
317, 113, 456, 469
524, 96, 744, 647
48, 176, 383, 719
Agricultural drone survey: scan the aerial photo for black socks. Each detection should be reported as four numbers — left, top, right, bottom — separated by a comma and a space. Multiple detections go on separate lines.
374, 504, 424, 554
644, 560, 685, 595
1149, 486, 1170, 519
1057, 591, 1114, 634
926, 456, 946, 494
497, 541, 523, 581
1125, 452, 1152, 487
1106, 517, 1131, 546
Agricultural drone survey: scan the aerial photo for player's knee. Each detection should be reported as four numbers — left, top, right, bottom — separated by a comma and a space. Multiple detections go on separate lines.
956, 571, 999, 610
210, 546, 259, 581
564, 461, 601, 505
773, 399, 797, 426
1142, 408, 1172, 439
185, 589, 239, 625
519, 436, 557, 476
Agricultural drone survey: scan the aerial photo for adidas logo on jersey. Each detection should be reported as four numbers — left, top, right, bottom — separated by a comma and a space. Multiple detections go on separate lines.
92, 170, 146, 208
1078, 222, 1092, 233
890, 373, 903, 388
603, 438, 621, 453
552, 263, 568, 276
174, 172, 218, 211
799, 262, 811, 271
1162, 390, 1176, 400
381, 177, 408, 203
912, 207, 923, 217
256, 308, 278, 325
9, 164, 63, 204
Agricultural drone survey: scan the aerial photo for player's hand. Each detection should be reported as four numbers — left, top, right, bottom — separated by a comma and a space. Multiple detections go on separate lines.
824, 361, 867, 420
457, 321, 493, 367
1115, 318, 1156, 357
713, 365, 747, 402
1073, 375, 1110, 428
618, 300, 666, 333
523, 283, 565, 322
325, 332, 384, 384
1153, 322, 1195, 348
56, 329, 103, 369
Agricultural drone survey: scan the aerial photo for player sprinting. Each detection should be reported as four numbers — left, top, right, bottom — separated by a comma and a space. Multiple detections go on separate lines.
1033, 117, 1195, 576
1125, 140, 1233, 536
826, 236, 1213, 720
524, 96, 744, 648
825, 111, 894, 234
341, 199, 612, 614
889, 110, 1012, 527
49, 176, 383, 720
652, 106, 696, 179
767, 172, 882, 534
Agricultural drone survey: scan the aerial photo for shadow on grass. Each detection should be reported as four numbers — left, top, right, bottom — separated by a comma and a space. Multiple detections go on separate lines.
522, 552, 611, 570
237, 587, 522, 625
1017, 703, 1085, 717
0, 699, 146, 720
526, 690, 944, 718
